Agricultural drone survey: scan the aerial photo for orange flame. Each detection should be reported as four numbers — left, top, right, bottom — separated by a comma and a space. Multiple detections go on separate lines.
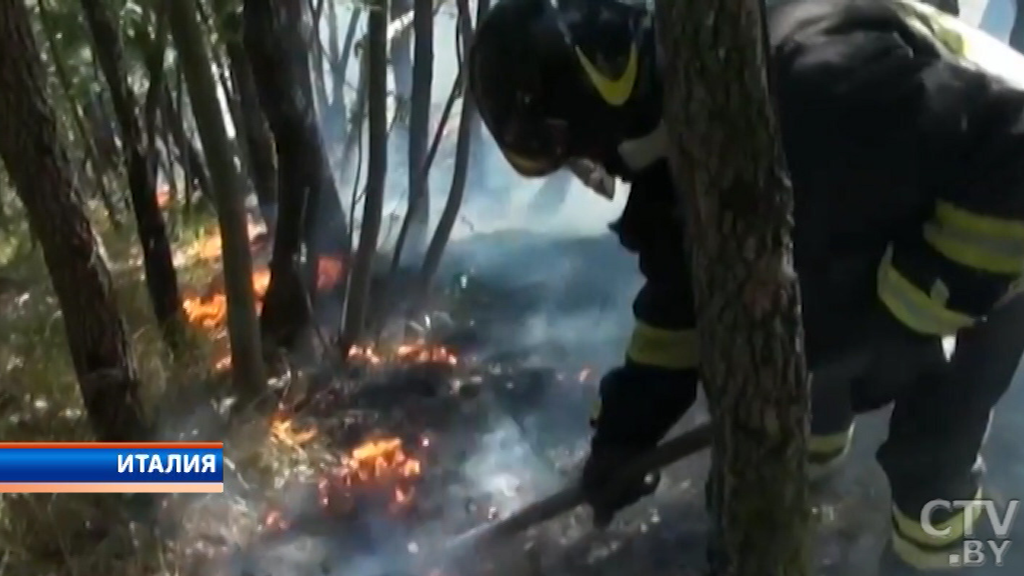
182, 270, 271, 329
347, 340, 458, 367
188, 221, 265, 262
324, 436, 423, 513
270, 412, 318, 448
180, 221, 271, 372
260, 434, 425, 530
316, 255, 345, 292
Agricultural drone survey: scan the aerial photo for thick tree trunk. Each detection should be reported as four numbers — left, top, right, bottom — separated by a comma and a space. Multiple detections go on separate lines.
169, 0, 267, 403
653, 0, 811, 575
80, 0, 186, 350
0, 0, 149, 441
244, 0, 350, 351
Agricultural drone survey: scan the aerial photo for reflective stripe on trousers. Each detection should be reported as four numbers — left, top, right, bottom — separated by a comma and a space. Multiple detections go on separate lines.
877, 245, 976, 336
626, 321, 699, 370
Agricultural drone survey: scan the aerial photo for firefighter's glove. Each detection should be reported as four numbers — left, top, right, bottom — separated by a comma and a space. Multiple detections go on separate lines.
582, 364, 696, 527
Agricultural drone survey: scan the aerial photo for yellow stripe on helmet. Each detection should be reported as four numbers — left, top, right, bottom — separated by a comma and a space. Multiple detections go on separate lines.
574, 44, 639, 107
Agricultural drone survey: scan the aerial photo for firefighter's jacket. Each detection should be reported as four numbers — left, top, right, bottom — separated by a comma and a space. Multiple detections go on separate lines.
603, 0, 1024, 377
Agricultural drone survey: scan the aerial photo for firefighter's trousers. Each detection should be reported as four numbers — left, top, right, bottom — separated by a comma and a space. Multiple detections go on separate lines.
811, 296, 1024, 571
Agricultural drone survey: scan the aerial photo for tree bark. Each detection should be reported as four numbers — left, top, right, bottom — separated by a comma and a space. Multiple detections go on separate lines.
307, 0, 331, 117
221, 8, 279, 230
341, 0, 388, 345
414, 0, 480, 306
36, 0, 123, 229
0, 0, 150, 441
244, 0, 350, 351
132, 12, 170, 178
403, 0, 433, 260
653, 0, 811, 574
169, 0, 267, 403
80, 0, 186, 351
390, 0, 413, 124
161, 81, 216, 212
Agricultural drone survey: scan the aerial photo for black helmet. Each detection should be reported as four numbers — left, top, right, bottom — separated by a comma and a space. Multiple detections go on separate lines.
469, 0, 649, 178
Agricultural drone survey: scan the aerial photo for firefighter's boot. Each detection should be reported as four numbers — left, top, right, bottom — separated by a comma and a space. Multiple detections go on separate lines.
877, 541, 969, 576
878, 499, 998, 576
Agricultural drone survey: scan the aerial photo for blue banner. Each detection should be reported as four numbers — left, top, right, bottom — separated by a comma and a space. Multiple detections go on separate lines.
0, 447, 223, 483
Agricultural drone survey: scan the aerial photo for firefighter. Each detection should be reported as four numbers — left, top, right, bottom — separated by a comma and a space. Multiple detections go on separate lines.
468, 0, 1024, 573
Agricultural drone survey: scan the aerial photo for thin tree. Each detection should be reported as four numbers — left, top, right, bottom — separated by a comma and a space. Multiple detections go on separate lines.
403, 0, 434, 258
244, 0, 350, 352
167, 0, 267, 403
341, 0, 388, 346
0, 0, 150, 442
653, 0, 812, 574
217, 7, 278, 230
414, 0, 483, 305
80, 0, 186, 350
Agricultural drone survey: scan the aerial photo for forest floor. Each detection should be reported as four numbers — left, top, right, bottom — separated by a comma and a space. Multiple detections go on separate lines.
1, 199, 1022, 576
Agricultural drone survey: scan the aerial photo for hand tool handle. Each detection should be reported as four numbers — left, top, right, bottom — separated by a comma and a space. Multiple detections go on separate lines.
445, 422, 713, 554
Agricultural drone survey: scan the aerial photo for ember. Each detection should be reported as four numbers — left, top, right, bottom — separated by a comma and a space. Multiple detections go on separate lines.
317, 255, 345, 291
323, 437, 423, 513
259, 434, 425, 531
188, 221, 265, 262
348, 340, 459, 367
270, 412, 318, 448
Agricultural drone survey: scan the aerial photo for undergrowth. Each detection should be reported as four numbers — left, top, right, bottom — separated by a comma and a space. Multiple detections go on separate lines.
0, 200, 327, 576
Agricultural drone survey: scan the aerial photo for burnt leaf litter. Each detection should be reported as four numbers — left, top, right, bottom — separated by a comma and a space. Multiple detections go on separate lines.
190, 231, 1024, 576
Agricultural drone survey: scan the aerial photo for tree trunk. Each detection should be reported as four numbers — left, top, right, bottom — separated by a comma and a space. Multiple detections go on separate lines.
307, 0, 331, 117
162, 82, 216, 212
244, 0, 350, 351
653, 0, 811, 574
415, 0, 482, 306
388, 67, 459, 276
221, 8, 279, 230
390, 0, 413, 121
80, 0, 186, 351
138, 15, 169, 180
341, 0, 388, 345
169, 0, 267, 403
36, 0, 122, 229
0, 0, 149, 442
326, 6, 361, 151
403, 0, 433, 261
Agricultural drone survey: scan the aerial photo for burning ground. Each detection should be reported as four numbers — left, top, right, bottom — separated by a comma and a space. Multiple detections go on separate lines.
5, 213, 1024, 576
166, 226, 1024, 576
164, 226, 716, 576
158, 229, 800, 576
